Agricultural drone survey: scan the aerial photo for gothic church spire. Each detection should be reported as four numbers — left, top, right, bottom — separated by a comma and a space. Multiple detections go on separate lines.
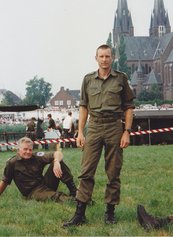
113, 0, 134, 46
149, 0, 171, 37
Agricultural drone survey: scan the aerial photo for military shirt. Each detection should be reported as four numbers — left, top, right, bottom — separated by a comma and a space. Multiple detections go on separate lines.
2, 152, 54, 196
26, 121, 35, 132
80, 70, 135, 114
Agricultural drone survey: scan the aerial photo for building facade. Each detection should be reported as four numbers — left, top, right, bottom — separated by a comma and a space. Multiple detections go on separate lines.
112, 0, 173, 100
49, 86, 80, 109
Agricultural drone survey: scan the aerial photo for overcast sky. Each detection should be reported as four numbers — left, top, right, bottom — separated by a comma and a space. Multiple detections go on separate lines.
0, 0, 173, 98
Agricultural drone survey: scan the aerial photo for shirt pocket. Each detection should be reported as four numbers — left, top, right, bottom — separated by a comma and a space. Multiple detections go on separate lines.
88, 87, 102, 109
106, 87, 123, 106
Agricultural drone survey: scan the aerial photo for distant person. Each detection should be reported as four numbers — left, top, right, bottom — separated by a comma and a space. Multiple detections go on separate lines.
63, 111, 75, 147
36, 118, 44, 140
63, 111, 74, 138
36, 118, 45, 149
45, 114, 57, 149
63, 44, 135, 227
0, 137, 77, 202
26, 117, 36, 141
47, 114, 56, 130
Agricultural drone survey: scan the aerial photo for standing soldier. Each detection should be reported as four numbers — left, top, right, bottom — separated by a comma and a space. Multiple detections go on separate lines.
63, 44, 135, 227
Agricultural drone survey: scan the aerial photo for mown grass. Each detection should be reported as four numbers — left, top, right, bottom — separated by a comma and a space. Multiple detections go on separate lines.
0, 145, 173, 236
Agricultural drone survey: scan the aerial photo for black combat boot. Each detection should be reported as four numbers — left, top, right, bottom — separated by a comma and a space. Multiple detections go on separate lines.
63, 200, 87, 227
105, 204, 116, 224
66, 180, 77, 197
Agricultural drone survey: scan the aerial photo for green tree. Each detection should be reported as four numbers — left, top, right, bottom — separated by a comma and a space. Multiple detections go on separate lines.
150, 84, 163, 100
138, 84, 163, 101
106, 33, 118, 70
1, 90, 22, 105
24, 76, 52, 107
138, 90, 151, 101
117, 35, 130, 78
106, 32, 112, 47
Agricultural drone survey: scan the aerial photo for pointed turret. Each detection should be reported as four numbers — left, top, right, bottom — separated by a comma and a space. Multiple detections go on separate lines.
113, 0, 134, 46
149, 0, 171, 37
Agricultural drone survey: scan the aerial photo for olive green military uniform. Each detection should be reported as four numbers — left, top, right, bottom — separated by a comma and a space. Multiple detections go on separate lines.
76, 70, 135, 205
2, 152, 74, 202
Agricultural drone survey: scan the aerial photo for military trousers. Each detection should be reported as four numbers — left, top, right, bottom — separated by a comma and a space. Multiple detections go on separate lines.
27, 161, 74, 202
76, 117, 123, 205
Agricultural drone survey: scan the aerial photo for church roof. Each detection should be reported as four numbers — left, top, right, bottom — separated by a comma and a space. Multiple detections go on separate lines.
166, 49, 173, 63
153, 32, 173, 59
147, 70, 158, 84
130, 71, 138, 86
124, 36, 159, 61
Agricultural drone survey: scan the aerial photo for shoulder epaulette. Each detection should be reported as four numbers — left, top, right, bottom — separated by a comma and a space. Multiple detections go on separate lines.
114, 70, 127, 75
85, 71, 96, 77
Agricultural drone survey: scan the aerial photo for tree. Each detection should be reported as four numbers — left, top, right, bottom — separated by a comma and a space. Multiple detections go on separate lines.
117, 35, 130, 78
137, 84, 163, 101
106, 34, 130, 76
1, 90, 22, 105
24, 76, 52, 107
106, 33, 117, 70
106, 32, 112, 48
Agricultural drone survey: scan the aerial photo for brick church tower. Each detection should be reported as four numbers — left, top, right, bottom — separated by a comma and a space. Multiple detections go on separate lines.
112, 0, 173, 101
149, 0, 171, 37
112, 0, 134, 46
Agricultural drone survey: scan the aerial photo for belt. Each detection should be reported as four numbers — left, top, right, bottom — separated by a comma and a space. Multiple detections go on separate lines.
90, 112, 123, 123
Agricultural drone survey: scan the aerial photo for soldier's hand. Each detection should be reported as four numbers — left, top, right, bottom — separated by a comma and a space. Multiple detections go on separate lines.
120, 131, 130, 148
53, 161, 62, 178
76, 133, 85, 150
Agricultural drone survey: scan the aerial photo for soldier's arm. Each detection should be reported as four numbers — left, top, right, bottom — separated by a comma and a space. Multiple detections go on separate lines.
0, 180, 8, 195
120, 108, 133, 148
77, 106, 88, 148
53, 150, 63, 178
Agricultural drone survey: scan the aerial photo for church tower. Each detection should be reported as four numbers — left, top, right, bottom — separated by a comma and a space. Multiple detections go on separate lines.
112, 0, 134, 46
149, 0, 171, 37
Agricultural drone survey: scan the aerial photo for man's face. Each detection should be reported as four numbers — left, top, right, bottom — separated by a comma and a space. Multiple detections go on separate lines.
95, 48, 113, 70
18, 142, 33, 159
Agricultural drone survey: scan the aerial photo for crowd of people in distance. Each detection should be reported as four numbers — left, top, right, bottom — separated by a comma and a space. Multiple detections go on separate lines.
25, 111, 78, 148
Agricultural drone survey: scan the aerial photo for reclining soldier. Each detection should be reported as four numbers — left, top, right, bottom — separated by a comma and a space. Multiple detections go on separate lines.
137, 204, 173, 230
0, 137, 77, 202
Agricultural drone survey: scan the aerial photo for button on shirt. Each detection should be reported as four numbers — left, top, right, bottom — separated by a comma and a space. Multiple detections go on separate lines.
80, 70, 135, 113
2, 152, 54, 196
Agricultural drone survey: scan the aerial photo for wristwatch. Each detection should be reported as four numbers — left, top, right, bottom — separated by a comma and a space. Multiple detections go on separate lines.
124, 128, 131, 134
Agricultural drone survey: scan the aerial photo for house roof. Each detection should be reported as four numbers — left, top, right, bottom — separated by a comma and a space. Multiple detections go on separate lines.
69, 90, 80, 100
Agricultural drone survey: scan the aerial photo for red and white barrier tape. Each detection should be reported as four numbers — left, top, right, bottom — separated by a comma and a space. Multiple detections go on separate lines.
0, 127, 173, 147
130, 127, 173, 136
0, 138, 76, 147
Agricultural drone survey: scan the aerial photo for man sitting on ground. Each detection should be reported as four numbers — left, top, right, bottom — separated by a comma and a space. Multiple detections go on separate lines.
0, 137, 77, 202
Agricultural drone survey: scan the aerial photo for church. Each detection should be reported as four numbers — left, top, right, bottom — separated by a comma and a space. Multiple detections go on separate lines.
112, 0, 173, 100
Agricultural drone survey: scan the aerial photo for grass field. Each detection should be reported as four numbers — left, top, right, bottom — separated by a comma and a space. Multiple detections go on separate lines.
0, 145, 173, 236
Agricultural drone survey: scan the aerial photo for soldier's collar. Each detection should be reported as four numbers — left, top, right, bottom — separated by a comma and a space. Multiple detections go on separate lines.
95, 70, 118, 79
16, 154, 34, 161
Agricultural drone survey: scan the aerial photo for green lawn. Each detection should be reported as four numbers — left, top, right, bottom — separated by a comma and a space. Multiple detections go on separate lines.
0, 145, 173, 236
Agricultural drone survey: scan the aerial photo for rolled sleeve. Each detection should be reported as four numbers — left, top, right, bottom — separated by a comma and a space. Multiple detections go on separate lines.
79, 76, 89, 107
35, 152, 54, 164
2, 160, 14, 185
121, 74, 135, 111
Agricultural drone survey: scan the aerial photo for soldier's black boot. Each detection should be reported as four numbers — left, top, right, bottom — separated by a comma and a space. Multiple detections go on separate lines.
66, 180, 77, 197
63, 200, 87, 227
104, 204, 116, 224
